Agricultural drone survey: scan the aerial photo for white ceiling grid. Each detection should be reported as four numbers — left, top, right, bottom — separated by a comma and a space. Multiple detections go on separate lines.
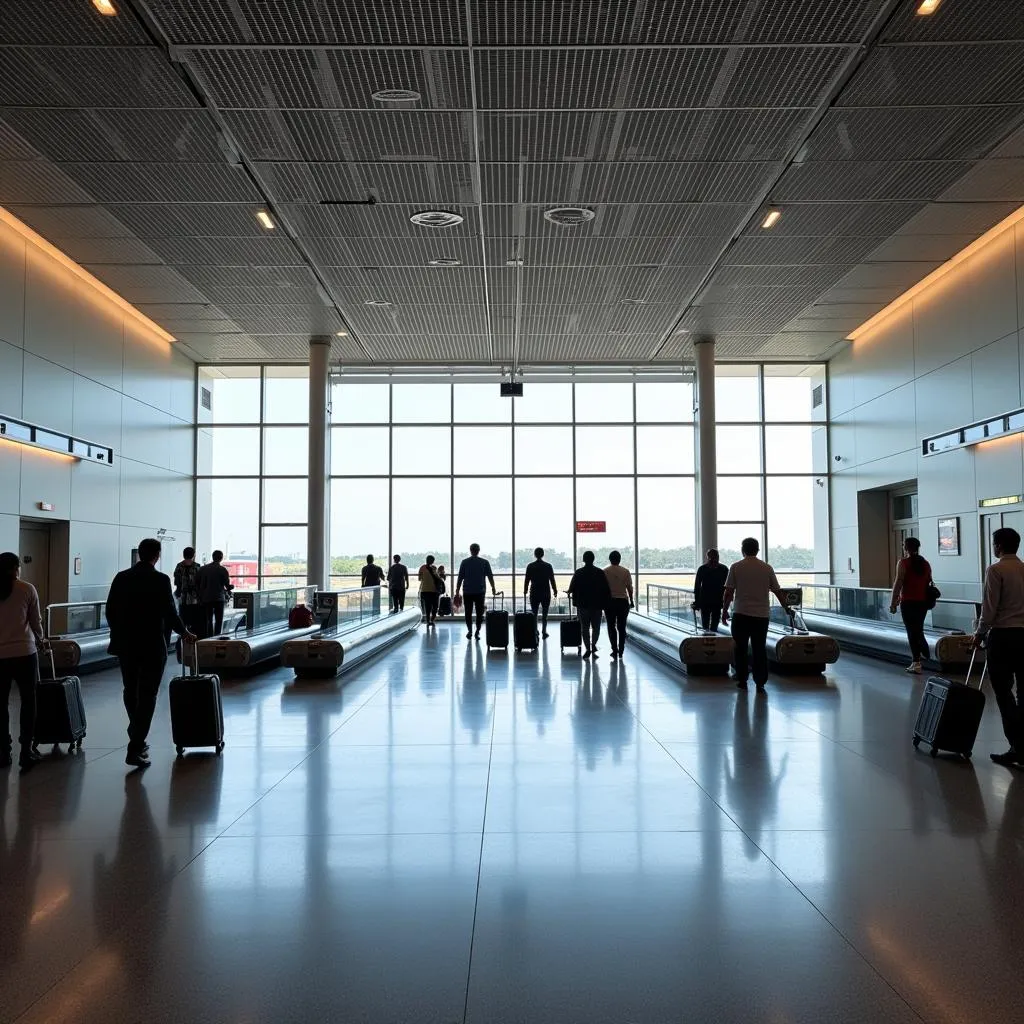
0, 0, 1021, 365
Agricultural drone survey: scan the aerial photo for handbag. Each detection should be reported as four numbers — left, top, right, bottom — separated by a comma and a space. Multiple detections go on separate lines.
925, 580, 941, 610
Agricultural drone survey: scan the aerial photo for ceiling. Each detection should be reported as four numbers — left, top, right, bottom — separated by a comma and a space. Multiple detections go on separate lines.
1, 0, 1022, 366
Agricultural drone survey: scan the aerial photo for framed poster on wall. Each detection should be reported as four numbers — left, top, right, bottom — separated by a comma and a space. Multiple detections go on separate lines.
938, 517, 960, 556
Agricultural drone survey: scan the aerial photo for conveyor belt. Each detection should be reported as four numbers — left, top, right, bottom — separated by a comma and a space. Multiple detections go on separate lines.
194, 621, 321, 671
280, 608, 421, 678
627, 613, 734, 675
714, 614, 840, 674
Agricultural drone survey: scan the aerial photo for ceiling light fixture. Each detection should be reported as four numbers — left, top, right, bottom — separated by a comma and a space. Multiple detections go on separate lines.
363, 299, 392, 307
92, 0, 117, 14
761, 209, 782, 229
335, 330, 349, 337
916, 0, 942, 14
410, 210, 464, 228
255, 210, 275, 230
428, 258, 462, 266
543, 207, 596, 227
371, 88, 422, 103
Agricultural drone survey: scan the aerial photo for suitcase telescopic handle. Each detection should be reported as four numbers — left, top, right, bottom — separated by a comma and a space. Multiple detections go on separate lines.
966, 641, 987, 690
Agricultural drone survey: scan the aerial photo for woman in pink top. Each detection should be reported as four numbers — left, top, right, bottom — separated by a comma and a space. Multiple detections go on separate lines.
889, 537, 933, 674
0, 551, 44, 770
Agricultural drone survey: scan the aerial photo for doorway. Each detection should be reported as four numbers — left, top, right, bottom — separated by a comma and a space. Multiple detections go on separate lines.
18, 521, 52, 611
981, 506, 1024, 569
890, 490, 919, 573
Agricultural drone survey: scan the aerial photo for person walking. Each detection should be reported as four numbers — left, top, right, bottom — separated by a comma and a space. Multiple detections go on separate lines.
106, 538, 196, 768
693, 548, 728, 632
524, 547, 557, 639
889, 537, 933, 674
455, 543, 497, 640
418, 555, 441, 627
387, 555, 409, 613
972, 527, 1024, 766
0, 552, 45, 772
721, 538, 790, 693
604, 550, 634, 660
197, 550, 234, 638
567, 551, 611, 658
361, 554, 385, 589
172, 547, 203, 639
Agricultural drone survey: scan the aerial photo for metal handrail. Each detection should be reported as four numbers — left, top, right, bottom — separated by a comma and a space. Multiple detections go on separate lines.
797, 582, 979, 609
45, 601, 106, 638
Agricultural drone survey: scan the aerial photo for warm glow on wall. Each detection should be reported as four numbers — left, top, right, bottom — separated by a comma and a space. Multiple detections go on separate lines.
848, 203, 1024, 342
0, 437, 78, 463
0, 205, 175, 345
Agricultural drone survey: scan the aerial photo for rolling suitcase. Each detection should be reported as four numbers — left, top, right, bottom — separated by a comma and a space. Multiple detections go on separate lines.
485, 592, 508, 649
438, 595, 453, 617
913, 645, 986, 759
33, 649, 87, 755
560, 617, 583, 654
169, 647, 225, 756
514, 603, 538, 652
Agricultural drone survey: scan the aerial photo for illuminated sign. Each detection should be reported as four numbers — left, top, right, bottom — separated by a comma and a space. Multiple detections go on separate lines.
575, 521, 606, 533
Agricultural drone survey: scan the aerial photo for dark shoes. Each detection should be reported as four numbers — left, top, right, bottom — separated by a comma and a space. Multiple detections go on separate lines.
125, 749, 151, 769
990, 749, 1021, 766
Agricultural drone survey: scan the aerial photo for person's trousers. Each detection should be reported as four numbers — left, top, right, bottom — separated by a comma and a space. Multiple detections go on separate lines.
529, 592, 551, 630
607, 598, 630, 653
700, 604, 723, 632
731, 613, 771, 686
0, 653, 38, 755
203, 600, 225, 638
180, 603, 205, 638
390, 588, 406, 612
578, 607, 603, 650
118, 652, 167, 753
985, 627, 1024, 751
421, 591, 439, 621
900, 601, 930, 662
464, 593, 486, 630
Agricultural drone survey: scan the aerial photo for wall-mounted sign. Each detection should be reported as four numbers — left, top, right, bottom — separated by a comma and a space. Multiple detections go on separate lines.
575, 520, 606, 533
37, 501, 55, 511
938, 516, 961, 556
0, 413, 114, 465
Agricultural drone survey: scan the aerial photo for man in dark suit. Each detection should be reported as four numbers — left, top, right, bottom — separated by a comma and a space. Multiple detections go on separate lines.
106, 538, 195, 768
197, 550, 234, 638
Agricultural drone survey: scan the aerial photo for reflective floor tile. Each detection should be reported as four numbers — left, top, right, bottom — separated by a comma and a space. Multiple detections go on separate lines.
465, 831, 921, 1024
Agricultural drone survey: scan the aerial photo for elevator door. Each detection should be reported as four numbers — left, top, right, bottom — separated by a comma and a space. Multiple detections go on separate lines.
982, 508, 1024, 568
18, 522, 51, 611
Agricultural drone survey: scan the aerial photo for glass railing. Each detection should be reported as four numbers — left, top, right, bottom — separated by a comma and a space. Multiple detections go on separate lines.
797, 584, 978, 634
646, 583, 700, 628
317, 586, 389, 633
233, 585, 317, 631
45, 601, 107, 639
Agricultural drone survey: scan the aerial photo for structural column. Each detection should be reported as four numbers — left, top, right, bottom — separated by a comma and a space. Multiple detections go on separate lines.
694, 337, 717, 555
307, 336, 331, 590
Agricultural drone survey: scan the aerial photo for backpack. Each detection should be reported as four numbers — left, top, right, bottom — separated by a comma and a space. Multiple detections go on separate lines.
288, 604, 315, 629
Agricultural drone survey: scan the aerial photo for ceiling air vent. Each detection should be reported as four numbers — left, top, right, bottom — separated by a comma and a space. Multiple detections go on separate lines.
812, 384, 823, 409
371, 88, 421, 103
543, 207, 595, 227
200, 387, 212, 411
410, 210, 464, 228
429, 257, 462, 266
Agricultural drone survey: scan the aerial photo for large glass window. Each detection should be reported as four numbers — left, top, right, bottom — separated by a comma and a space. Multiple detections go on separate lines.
194, 365, 827, 590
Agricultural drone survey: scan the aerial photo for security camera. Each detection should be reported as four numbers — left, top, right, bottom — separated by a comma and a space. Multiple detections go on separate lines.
833, 455, 842, 462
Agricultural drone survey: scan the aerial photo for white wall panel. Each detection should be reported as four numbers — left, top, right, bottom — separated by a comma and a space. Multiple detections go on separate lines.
917, 446, 975, 524
71, 459, 119, 526
73, 302, 123, 394
830, 525, 859, 583
168, 349, 195, 424
72, 375, 122, 451
0, 442, 20, 514
121, 395, 170, 470
1017, 225, 1024, 328
22, 353, 74, 434
914, 357, 974, 442
964, 229, 1018, 352
912, 260, 977, 379
68, 520, 120, 590
167, 419, 194, 476
0, 513, 18, 552
830, 469, 859, 530
0, 226, 25, 349
19, 450, 71, 521
974, 434, 1023, 503
855, 450, 918, 494
919, 514, 979, 586
123, 322, 173, 413
23, 247, 79, 370
854, 383, 917, 466
0, 339, 24, 417
828, 347, 856, 417
972, 334, 1020, 420
851, 303, 915, 408
829, 410, 857, 470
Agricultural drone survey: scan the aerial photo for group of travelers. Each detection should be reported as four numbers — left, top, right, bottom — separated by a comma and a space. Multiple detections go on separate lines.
171, 547, 235, 640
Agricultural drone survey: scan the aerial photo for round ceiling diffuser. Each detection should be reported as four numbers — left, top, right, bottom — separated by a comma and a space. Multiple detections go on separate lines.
371, 88, 421, 103
543, 206, 596, 227
410, 210, 464, 228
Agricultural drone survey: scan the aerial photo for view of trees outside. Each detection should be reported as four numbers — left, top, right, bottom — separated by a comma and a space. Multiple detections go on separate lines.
196, 365, 829, 603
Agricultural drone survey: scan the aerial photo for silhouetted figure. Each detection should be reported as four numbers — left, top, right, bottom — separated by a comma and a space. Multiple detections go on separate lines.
567, 551, 611, 659
524, 547, 557, 639
387, 555, 409, 613
456, 543, 496, 640
889, 536, 934, 674
693, 549, 728, 632
197, 549, 234, 639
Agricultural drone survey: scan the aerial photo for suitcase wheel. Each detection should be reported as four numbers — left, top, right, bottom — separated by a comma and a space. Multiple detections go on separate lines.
216, 742, 225, 755
963, 751, 972, 759
516, 647, 521, 653
912, 736, 921, 748
176, 745, 185, 757
929, 746, 939, 758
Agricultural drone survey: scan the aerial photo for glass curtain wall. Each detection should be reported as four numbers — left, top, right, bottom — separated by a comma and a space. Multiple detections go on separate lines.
196, 365, 829, 600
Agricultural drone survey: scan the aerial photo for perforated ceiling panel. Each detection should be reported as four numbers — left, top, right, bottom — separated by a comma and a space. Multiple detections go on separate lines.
0, 0, 1021, 364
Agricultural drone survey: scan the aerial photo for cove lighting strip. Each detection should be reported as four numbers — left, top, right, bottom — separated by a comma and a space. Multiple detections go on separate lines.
848, 203, 1024, 341
0, 206, 175, 345
922, 407, 1024, 457
0, 413, 114, 465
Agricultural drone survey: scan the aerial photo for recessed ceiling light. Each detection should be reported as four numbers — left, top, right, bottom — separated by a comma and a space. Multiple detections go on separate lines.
543, 206, 596, 227
255, 210, 275, 230
364, 299, 392, 307
428, 257, 462, 266
335, 330, 349, 337
92, 0, 117, 14
916, 0, 941, 13
760, 208, 782, 229
674, 328, 691, 335
619, 297, 647, 306
372, 88, 422, 103
410, 210, 464, 228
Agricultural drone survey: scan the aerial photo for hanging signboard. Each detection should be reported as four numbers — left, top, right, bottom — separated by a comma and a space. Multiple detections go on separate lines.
575, 521, 607, 533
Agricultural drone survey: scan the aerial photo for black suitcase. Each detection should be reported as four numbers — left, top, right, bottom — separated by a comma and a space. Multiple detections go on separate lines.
913, 647, 986, 759
438, 595, 453, 617
560, 617, 582, 654
485, 592, 508, 649
169, 650, 224, 756
33, 649, 87, 755
514, 608, 538, 651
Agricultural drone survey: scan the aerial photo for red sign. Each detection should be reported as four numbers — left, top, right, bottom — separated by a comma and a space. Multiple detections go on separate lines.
575, 520, 606, 533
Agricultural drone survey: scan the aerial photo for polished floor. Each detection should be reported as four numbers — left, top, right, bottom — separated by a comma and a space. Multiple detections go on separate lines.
1, 627, 1022, 1023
